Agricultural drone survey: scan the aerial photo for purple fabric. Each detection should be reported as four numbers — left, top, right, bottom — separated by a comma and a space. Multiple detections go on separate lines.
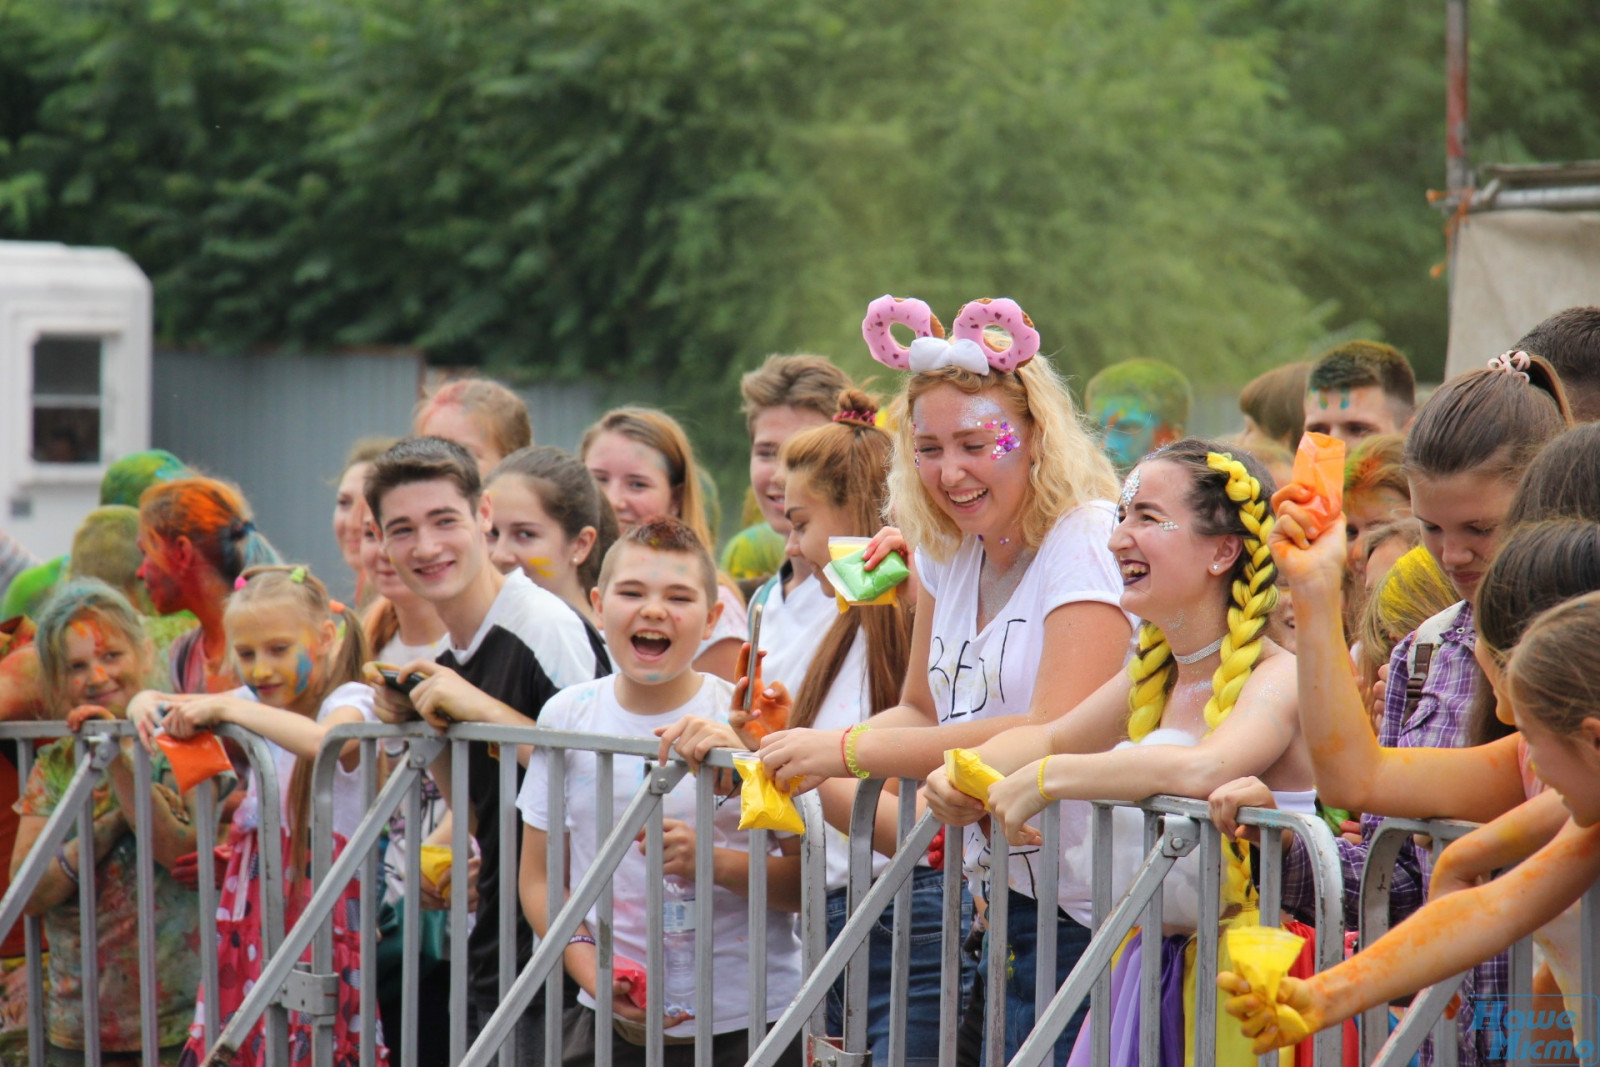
1067, 932, 1184, 1067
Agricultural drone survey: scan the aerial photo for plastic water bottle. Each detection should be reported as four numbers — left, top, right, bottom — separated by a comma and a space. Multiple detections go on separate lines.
662, 875, 696, 1016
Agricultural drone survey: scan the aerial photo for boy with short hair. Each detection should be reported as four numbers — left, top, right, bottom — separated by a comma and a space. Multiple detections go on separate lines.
1303, 340, 1416, 445
518, 517, 802, 1067
1516, 305, 1600, 422
363, 434, 603, 1059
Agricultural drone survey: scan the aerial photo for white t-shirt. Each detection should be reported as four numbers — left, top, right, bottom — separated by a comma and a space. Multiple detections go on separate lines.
517, 674, 802, 1036
231, 680, 379, 841
756, 572, 835, 694
914, 500, 1130, 903
697, 585, 750, 660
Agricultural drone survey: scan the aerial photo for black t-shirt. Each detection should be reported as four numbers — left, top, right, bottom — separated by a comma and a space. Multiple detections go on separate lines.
434, 570, 607, 1006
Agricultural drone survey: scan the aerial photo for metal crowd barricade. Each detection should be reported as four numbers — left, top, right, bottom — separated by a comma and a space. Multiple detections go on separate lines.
756, 786, 1347, 1067
0, 719, 282, 1067
195, 721, 828, 1067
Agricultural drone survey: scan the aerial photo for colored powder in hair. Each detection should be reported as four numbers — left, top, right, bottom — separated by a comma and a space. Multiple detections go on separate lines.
101, 450, 186, 508
1, 556, 66, 620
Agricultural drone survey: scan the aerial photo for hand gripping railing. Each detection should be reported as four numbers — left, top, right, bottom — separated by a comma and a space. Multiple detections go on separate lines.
0, 719, 282, 1067
195, 721, 827, 1067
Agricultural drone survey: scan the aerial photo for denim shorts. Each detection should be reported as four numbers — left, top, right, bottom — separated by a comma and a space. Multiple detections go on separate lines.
825, 866, 971, 1067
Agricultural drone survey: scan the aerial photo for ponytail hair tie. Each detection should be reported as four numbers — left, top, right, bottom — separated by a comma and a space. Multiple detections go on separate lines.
233, 574, 249, 591
1487, 350, 1532, 382
289, 566, 307, 584
833, 408, 878, 427
328, 599, 347, 615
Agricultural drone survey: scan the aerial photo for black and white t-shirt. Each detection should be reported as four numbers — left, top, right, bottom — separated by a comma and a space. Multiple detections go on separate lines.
915, 500, 1130, 904
435, 568, 606, 1005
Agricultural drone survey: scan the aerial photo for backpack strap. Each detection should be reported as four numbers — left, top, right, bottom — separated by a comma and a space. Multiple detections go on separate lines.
1402, 603, 1462, 725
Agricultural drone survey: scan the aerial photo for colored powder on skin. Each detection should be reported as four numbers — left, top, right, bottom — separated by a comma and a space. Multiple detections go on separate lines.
294, 648, 314, 696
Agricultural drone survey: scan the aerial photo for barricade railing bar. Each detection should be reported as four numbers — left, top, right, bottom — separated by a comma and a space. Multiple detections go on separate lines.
757, 784, 1348, 1067
9, 712, 1600, 1067
186, 720, 827, 1067
0, 720, 283, 1067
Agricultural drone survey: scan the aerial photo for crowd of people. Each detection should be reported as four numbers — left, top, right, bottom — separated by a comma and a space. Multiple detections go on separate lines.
2, 297, 1600, 1067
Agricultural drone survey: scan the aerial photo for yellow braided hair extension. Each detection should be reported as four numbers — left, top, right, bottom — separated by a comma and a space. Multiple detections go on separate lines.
1202, 451, 1278, 732
1125, 621, 1173, 742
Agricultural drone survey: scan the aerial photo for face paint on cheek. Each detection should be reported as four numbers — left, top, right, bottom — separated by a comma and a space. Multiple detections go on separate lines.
294, 649, 314, 696
910, 422, 921, 468
526, 557, 555, 579
1157, 521, 1180, 532
983, 420, 1020, 461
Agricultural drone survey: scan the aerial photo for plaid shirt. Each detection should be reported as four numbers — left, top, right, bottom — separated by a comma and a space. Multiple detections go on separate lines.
1280, 602, 1503, 1067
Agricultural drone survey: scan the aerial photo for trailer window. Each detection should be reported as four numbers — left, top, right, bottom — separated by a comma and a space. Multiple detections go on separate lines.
32, 336, 103, 464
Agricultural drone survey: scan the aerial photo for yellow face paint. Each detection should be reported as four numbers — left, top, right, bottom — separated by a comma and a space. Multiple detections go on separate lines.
525, 557, 556, 579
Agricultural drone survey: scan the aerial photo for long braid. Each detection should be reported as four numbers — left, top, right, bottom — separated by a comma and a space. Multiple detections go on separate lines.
1201, 452, 1278, 731
1125, 622, 1173, 742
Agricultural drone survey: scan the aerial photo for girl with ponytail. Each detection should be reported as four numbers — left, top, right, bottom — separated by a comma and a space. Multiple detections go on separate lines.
127, 564, 386, 1067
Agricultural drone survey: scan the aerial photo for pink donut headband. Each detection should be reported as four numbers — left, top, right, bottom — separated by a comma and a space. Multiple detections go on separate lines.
861, 295, 1040, 375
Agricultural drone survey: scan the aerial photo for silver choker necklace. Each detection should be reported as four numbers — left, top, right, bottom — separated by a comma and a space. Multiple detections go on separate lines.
1172, 634, 1225, 665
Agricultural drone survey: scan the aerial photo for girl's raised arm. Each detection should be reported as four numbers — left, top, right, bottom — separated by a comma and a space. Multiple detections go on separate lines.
1272, 493, 1525, 822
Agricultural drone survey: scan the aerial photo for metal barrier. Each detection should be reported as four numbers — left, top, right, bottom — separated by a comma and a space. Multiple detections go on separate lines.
9, 714, 1598, 1067
0, 720, 283, 1066
189, 721, 827, 1067
755, 785, 1347, 1067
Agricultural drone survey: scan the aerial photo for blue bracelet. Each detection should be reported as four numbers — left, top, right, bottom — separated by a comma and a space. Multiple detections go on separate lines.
57, 845, 80, 886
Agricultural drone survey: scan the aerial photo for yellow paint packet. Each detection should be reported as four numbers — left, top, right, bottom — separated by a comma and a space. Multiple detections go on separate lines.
418, 844, 453, 887
735, 755, 806, 834
944, 748, 1005, 808
1224, 925, 1311, 1042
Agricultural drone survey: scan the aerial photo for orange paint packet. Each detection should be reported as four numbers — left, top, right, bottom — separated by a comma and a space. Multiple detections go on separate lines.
1289, 431, 1345, 538
154, 730, 234, 794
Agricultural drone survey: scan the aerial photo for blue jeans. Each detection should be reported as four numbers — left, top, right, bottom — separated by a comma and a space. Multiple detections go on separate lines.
825, 867, 969, 1067
984, 889, 1093, 1065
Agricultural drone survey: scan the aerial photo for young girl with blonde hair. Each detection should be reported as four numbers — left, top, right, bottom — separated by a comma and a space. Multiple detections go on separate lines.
129, 565, 386, 1067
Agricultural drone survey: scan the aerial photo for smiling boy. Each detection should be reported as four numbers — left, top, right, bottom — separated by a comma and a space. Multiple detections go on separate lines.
517, 518, 802, 1066
362, 435, 603, 1060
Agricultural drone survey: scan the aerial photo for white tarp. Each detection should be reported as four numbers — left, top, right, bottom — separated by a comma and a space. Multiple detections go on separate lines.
1446, 208, 1600, 379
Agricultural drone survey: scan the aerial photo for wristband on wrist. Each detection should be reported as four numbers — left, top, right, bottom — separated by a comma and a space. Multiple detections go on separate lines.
1036, 756, 1053, 802
844, 723, 871, 780
58, 845, 80, 886
568, 933, 596, 948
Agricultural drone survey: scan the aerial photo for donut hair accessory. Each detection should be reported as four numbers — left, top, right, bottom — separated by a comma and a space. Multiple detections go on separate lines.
951, 298, 1039, 372
862, 295, 945, 370
1487, 350, 1531, 382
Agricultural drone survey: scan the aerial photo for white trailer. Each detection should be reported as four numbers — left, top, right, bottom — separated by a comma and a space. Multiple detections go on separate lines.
0, 241, 151, 559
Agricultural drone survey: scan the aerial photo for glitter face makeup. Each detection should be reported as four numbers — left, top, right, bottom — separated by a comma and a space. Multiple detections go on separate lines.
1157, 521, 1180, 532
1119, 467, 1142, 513
984, 419, 1020, 461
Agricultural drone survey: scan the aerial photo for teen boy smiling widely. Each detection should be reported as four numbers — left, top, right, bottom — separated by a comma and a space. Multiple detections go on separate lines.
361, 435, 602, 1059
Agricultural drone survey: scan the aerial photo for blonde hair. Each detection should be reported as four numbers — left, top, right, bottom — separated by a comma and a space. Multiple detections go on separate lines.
1125, 441, 1278, 740
886, 357, 1118, 562
1356, 542, 1455, 686
227, 565, 370, 884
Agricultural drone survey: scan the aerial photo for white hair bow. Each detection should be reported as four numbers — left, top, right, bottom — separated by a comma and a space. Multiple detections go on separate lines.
907, 336, 991, 376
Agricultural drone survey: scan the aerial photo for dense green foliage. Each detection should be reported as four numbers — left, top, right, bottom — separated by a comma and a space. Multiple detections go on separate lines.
3, 0, 1598, 403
